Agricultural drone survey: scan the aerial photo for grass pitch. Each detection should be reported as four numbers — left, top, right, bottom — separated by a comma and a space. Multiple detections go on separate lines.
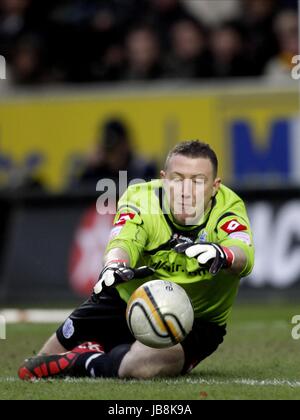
0, 302, 300, 400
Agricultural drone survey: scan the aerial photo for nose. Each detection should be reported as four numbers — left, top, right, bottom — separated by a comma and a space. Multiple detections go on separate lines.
182, 179, 193, 198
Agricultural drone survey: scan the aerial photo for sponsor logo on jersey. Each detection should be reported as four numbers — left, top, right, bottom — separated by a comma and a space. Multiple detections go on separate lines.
114, 213, 135, 226
63, 318, 75, 339
220, 219, 247, 234
198, 231, 208, 242
109, 226, 123, 240
152, 260, 208, 276
228, 231, 251, 245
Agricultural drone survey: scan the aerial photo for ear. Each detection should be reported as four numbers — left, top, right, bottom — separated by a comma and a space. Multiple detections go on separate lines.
212, 177, 221, 196
160, 170, 166, 179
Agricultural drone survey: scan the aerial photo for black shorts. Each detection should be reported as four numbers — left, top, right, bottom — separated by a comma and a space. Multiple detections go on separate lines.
56, 288, 226, 374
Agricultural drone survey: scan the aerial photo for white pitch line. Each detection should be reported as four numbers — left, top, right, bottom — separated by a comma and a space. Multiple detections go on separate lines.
1, 377, 300, 388
0, 309, 71, 323
185, 378, 300, 388
0, 310, 292, 328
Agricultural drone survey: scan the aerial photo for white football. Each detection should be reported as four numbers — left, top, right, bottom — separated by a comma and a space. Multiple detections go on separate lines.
126, 280, 194, 349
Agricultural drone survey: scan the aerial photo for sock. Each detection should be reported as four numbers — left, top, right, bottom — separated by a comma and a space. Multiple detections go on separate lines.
73, 344, 131, 378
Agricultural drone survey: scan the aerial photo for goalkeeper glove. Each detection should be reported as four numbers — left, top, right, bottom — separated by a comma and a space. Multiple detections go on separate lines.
175, 242, 235, 275
94, 261, 154, 295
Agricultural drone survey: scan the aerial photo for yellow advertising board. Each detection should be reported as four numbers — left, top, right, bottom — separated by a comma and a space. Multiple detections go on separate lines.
0, 85, 298, 190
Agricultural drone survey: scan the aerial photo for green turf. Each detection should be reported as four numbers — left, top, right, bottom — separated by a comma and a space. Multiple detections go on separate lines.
1, 302, 300, 400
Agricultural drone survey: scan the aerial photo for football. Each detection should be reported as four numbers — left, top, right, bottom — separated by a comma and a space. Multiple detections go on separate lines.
126, 280, 194, 349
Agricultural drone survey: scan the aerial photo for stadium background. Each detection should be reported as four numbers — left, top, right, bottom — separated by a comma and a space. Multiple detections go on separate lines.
0, 83, 299, 304
0, 2, 299, 310
1, 0, 300, 401
0, 0, 300, 352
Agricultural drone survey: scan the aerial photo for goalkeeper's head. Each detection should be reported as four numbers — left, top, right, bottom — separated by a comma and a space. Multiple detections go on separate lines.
161, 140, 221, 226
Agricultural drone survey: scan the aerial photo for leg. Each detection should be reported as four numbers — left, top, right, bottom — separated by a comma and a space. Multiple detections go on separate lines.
55, 290, 133, 354
77, 320, 226, 380
19, 320, 226, 381
18, 342, 105, 381
118, 320, 227, 379
61, 340, 184, 380
19, 289, 133, 380
119, 341, 185, 379
38, 333, 67, 355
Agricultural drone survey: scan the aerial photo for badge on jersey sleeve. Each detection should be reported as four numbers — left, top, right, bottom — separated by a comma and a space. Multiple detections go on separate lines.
109, 211, 139, 240
109, 226, 124, 240
220, 219, 251, 245
220, 219, 247, 234
114, 212, 136, 226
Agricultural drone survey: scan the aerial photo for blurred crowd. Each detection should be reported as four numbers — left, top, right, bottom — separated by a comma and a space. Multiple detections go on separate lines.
0, 0, 298, 87
70, 118, 158, 191
0, 116, 158, 193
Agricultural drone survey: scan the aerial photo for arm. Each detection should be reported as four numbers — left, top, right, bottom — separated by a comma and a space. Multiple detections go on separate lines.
94, 215, 152, 294
175, 242, 250, 276
94, 247, 153, 294
175, 204, 254, 276
227, 246, 247, 276
94, 182, 157, 294
103, 248, 131, 267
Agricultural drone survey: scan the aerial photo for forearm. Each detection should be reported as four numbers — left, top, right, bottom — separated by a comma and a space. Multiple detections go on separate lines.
227, 246, 247, 275
95, 247, 152, 295
104, 248, 131, 267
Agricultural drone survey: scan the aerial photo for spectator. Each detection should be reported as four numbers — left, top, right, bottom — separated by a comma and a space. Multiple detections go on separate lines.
210, 22, 251, 78
0, 0, 32, 46
86, 1, 146, 82
239, 0, 279, 74
264, 9, 299, 80
75, 118, 157, 189
0, 0, 297, 85
145, 0, 196, 48
45, 0, 96, 83
10, 35, 48, 85
124, 26, 163, 81
91, 44, 125, 82
165, 19, 212, 79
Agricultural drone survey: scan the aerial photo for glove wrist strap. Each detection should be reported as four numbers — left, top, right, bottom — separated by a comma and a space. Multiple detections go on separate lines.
222, 246, 235, 268
105, 260, 129, 267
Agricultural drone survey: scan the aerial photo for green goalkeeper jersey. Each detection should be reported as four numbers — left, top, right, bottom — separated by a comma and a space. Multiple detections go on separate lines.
106, 180, 255, 326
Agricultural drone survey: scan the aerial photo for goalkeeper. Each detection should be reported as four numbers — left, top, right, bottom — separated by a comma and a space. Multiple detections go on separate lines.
19, 140, 254, 380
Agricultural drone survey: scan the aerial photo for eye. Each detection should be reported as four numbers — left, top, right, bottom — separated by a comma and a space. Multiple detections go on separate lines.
193, 178, 205, 185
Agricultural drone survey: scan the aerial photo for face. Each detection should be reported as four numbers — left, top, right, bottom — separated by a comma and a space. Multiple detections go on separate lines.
104, 141, 130, 170
161, 154, 221, 225
172, 21, 205, 59
212, 28, 241, 60
127, 29, 159, 70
